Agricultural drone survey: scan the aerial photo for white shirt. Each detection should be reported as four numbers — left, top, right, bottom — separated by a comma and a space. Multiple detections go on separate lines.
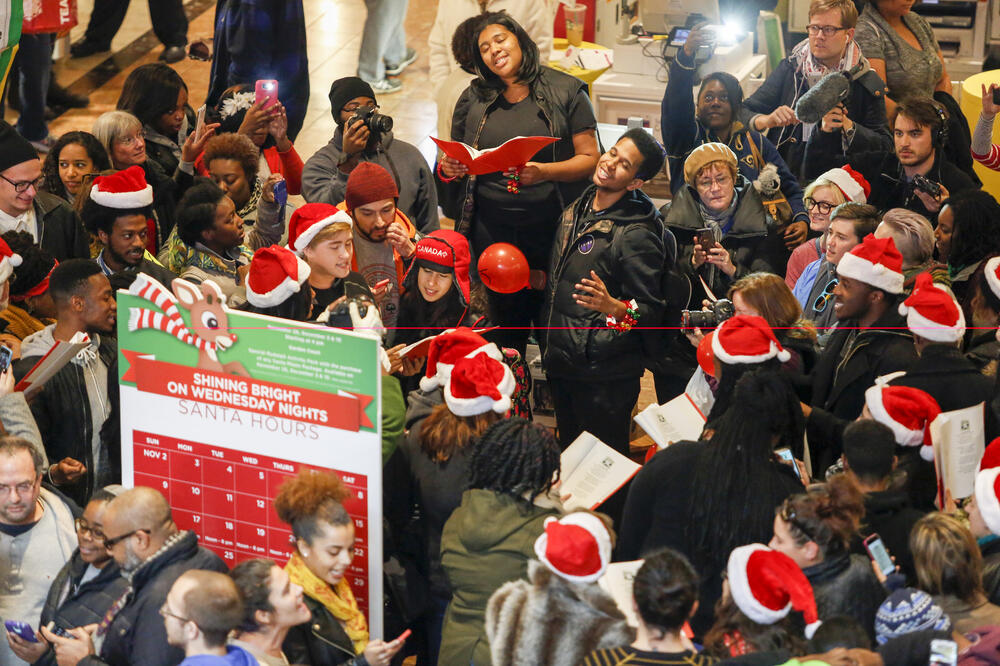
0, 206, 36, 242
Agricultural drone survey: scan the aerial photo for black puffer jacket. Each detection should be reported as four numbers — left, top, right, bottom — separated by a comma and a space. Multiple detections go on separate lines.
283, 594, 370, 665
741, 56, 892, 179
541, 185, 665, 381
449, 67, 592, 233
803, 552, 886, 643
78, 531, 227, 666
662, 175, 779, 306
34, 553, 129, 666
32, 192, 91, 262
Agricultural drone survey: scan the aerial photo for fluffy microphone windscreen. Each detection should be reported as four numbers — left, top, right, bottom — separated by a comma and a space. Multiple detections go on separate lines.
795, 72, 851, 124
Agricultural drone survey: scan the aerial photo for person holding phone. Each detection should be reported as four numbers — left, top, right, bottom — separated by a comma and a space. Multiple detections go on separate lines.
277, 469, 408, 666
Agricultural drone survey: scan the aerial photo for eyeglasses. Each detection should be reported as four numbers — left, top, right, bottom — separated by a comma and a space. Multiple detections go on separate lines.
116, 131, 145, 148
0, 480, 36, 497
159, 604, 192, 624
696, 174, 732, 189
74, 518, 97, 536
804, 198, 838, 215
98, 528, 149, 549
812, 278, 839, 313
0, 174, 43, 194
806, 24, 848, 36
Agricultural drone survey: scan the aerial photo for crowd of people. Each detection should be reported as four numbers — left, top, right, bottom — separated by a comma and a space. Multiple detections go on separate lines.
3, 0, 1000, 663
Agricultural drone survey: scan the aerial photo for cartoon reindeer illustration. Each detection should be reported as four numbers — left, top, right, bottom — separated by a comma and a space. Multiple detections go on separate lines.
128, 273, 249, 376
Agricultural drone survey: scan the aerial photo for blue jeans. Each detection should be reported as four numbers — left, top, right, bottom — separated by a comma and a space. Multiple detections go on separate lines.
15, 33, 52, 141
357, 0, 407, 81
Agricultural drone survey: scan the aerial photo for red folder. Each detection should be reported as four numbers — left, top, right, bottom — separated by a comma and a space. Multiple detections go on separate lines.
432, 136, 559, 176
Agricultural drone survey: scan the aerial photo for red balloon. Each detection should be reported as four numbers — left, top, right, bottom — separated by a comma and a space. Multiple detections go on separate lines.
478, 243, 530, 294
697, 332, 716, 378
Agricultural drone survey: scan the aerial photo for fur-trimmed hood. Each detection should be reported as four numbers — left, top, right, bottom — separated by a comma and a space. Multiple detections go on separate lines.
485, 560, 634, 666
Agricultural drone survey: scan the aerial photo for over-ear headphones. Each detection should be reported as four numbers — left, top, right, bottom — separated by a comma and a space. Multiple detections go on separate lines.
931, 101, 948, 149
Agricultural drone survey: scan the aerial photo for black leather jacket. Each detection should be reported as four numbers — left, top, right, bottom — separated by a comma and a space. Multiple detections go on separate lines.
283, 594, 370, 666
804, 552, 886, 643
449, 67, 592, 235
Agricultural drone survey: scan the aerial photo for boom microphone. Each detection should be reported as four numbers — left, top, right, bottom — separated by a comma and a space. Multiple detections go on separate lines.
795, 71, 851, 124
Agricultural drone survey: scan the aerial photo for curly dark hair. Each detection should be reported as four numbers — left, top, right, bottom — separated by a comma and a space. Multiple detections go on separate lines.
2, 231, 56, 299
273, 469, 353, 545
777, 474, 865, 557
941, 190, 1000, 270
203, 132, 260, 184
40, 132, 111, 200
176, 180, 227, 247
452, 15, 482, 74
116, 63, 188, 132
468, 417, 559, 504
470, 12, 541, 96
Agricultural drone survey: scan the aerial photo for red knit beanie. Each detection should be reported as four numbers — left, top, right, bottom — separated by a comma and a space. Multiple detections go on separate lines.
345, 162, 399, 212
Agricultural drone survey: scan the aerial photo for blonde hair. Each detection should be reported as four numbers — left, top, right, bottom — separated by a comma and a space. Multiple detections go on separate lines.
307, 222, 353, 248
911, 512, 984, 603
878, 209, 935, 267
803, 179, 847, 206
808, 0, 858, 28
728, 272, 818, 342
92, 111, 142, 159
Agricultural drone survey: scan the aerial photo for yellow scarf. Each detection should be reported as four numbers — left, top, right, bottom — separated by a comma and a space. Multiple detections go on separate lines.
284, 551, 369, 653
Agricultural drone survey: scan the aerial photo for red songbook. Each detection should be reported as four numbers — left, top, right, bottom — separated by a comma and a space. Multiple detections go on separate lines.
432, 135, 559, 175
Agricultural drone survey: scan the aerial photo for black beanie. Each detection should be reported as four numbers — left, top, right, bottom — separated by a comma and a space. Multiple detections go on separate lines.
328, 77, 376, 122
0, 122, 39, 173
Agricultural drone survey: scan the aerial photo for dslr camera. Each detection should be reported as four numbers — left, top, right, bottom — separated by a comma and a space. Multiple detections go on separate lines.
680, 298, 735, 332
912, 174, 942, 199
325, 297, 373, 330
349, 105, 394, 141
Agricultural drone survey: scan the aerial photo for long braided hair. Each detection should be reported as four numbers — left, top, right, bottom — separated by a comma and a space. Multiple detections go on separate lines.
468, 417, 560, 506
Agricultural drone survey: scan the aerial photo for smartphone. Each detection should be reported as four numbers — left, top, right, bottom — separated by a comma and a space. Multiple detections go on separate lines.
775, 447, 802, 481
272, 179, 288, 209
374, 279, 391, 291
696, 228, 717, 250
0, 345, 13, 374
863, 533, 895, 577
254, 80, 279, 108
394, 629, 412, 643
930, 638, 958, 666
5, 621, 37, 643
993, 86, 1000, 106
194, 104, 207, 141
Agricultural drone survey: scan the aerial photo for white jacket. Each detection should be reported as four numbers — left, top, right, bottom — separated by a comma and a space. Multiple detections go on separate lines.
428, 0, 557, 91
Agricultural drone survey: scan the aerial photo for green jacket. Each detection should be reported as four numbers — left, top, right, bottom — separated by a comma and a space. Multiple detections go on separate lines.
439, 489, 560, 665
381, 374, 404, 463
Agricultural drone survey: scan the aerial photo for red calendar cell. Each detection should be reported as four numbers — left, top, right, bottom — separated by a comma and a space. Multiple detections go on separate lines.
234, 493, 269, 524
235, 521, 268, 554
203, 458, 236, 489
202, 514, 236, 547
202, 486, 237, 518
234, 464, 268, 496
134, 473, 170, 502
268, 529, 294, 561
171, 480, 203, 514
169, 453, 202, 484
133, 447, 169, 476
173, 509, 198, 533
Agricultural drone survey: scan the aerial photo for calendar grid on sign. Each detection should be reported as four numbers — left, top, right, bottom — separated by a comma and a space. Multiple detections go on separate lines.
131, 430, 371, 612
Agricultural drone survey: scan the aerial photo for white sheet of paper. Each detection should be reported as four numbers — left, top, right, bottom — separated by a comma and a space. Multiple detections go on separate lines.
930, 402, 985, 500
560, 432, 641, 511
598, 560, 644, 627
633, 393, 706, 449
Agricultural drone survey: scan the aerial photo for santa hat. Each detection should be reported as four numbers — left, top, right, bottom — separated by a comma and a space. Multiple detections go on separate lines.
533, 513, 612, 583
246, 245, 311, 308
443, 349, 514, 417
89, 165, 153, 209
728, 544, 822, 638
864, 383, 941, 461
420, 328, 501, 392
837, 234, 904, 294
287, 203, 353, 255
0, 238, 22, 284
898, 273, 965, 343
711, 315, 791, 365
976, 438, 1000, 536
984, 257, 1000, 302
819, 165, 870, 204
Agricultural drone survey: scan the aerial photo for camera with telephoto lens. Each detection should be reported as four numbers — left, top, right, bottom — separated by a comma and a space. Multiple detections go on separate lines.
349, 105, 393, 138
325, 297, 372, 329
912, 174, 942, 198
680, 298, 735, 332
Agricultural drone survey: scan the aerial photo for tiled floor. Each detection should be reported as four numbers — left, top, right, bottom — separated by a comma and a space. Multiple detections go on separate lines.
7, 0, 439, 169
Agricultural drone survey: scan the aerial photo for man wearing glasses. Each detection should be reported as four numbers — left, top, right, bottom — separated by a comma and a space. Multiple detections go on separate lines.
0, 122, 91, 262
740, 0, 892, 180
42, 486, 226, 666
302, 77, 439, 234
0, 437, 77, 666
160, 570, 256, 665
